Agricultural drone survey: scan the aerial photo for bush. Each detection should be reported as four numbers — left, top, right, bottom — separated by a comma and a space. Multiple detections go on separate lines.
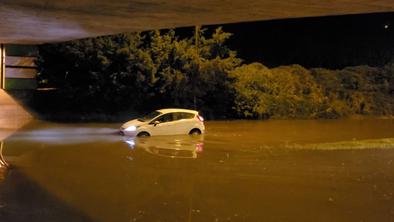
230, 63, 328, 119
35, 28, 394, 121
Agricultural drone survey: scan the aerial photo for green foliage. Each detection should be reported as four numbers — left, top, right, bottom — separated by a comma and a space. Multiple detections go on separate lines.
36, 28, 241, 118
36, 28, 394, 121
231, 62, 394, 119
36, 33, 155, 112
230, 63, 327, 119
229, 63, 272, 118
311, 64, 394, 116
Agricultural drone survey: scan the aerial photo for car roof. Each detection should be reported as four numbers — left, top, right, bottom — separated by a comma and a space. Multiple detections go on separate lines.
157, 108, 198, 114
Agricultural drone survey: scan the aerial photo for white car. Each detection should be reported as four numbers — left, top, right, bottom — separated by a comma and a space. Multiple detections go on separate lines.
120, 108, 205, 137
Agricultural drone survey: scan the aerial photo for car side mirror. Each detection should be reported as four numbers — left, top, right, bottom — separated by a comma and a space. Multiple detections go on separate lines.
151, 120, 160, 126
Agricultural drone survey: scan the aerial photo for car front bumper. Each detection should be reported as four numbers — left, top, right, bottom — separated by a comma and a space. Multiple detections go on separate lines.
119, 129, 138, 137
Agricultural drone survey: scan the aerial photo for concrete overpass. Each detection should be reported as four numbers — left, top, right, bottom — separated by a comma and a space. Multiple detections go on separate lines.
1, 0, 394, 44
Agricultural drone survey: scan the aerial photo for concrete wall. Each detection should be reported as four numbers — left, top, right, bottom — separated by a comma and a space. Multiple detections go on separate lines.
0, 89, 32, 141
3, 44, 38, 90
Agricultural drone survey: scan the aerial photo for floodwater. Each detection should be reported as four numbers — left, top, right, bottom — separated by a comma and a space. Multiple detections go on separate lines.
1, 118, 394, 222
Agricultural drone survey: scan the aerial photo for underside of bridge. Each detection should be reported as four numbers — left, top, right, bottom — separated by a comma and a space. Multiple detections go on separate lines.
1, 0, 394, 44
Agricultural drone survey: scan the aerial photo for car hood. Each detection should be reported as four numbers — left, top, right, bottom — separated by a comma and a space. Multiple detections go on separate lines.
121, 119, 146, 129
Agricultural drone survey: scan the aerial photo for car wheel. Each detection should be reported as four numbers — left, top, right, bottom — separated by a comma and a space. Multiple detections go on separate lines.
137, 132, 150, 137
189, 129, 201, 135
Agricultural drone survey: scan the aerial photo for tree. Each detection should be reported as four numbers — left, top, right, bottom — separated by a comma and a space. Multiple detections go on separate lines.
36, 33, 157, 112
230, 63, 327, 119
36, 27, 241, 118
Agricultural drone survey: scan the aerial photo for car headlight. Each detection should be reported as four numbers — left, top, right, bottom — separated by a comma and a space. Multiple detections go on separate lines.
124, 125, 137, 132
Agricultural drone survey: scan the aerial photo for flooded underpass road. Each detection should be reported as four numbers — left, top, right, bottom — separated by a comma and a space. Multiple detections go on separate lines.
1, 118, 394, 222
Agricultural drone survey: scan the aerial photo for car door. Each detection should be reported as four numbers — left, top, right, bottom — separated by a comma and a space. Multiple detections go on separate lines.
148, 113, 176, 135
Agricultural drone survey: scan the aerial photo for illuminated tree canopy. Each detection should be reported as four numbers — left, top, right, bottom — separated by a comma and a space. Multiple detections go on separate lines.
35, 28, 394, 120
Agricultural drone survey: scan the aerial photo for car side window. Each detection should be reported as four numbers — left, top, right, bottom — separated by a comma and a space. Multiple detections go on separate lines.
173, 112, 195, 121
155, 113, 174, 123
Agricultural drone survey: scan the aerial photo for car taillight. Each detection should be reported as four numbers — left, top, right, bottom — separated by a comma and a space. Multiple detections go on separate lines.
197, 115, 204, 122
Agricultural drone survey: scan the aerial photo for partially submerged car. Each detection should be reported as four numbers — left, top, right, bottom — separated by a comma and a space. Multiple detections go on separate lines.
120, 109, 205, 137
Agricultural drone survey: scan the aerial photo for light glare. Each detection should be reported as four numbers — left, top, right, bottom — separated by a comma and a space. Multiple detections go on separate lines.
125, 126, 137, 131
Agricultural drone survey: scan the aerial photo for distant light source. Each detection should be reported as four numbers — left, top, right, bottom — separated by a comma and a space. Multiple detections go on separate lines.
384, 24, 389, 29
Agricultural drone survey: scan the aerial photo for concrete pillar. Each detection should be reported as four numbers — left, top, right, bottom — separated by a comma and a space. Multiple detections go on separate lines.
0, 44, 4, 89
0, 44, 34, 141
0, 141, 6, 180
0, 89, 32, 141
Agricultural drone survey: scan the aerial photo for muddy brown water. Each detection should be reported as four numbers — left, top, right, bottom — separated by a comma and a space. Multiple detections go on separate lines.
1, 118, 394, 222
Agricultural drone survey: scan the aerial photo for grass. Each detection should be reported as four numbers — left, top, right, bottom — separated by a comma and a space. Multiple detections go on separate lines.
288, 138, 394, 150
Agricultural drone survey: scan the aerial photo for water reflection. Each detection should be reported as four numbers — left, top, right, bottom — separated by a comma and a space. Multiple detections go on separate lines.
124, 135, 204, 159
1, 119, 394, 222
7, 126, 120, 144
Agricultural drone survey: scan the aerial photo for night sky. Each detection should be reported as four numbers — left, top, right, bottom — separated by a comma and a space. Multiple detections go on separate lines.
177, 12, 394, 69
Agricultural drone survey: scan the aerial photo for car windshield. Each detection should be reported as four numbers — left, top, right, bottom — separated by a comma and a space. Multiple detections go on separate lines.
138, 111, 162, 122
